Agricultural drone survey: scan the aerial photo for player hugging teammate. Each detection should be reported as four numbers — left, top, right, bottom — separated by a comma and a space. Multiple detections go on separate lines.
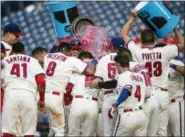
1, 8, 184, 137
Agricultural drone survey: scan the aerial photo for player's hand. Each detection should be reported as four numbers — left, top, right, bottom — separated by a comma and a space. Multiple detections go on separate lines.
108, 105, 117, 119
64, 93, 73, 106
38, 100, 45, 111
131, 9, 138, 18
90, 78, 102, 88
88, 78, 102, 88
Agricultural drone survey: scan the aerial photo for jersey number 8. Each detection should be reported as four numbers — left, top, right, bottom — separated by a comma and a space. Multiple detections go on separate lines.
46, 61, 57, 76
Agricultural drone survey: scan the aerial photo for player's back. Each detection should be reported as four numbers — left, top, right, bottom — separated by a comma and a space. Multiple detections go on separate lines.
1, 54, 43, 94
44, 52, 86, 93
71, 73, 99, 98
129, 61, 152, 98
128, 41, 178, 89
117, 71, 147, 110
95, 53, 118, 81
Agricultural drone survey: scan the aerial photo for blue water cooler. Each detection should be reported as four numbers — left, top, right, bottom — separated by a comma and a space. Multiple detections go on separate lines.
135, 1, 179, 38
48, 2, 79, 38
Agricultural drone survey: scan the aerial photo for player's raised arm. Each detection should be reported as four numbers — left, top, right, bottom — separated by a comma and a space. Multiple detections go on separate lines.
121, 10, 138, 44
174, 28, 184, 51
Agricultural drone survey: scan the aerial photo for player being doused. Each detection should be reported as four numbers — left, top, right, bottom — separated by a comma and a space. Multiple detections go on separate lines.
67, 51, 100, 136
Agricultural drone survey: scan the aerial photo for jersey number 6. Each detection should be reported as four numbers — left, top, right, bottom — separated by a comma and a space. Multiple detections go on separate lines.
108, 63, 116, 79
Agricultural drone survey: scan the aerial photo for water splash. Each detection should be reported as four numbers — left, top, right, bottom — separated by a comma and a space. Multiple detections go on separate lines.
74, 25, 111, 60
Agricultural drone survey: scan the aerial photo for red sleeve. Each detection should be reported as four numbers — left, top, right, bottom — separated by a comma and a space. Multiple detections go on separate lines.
35, 73, 46, 88
35, 74, 45, 102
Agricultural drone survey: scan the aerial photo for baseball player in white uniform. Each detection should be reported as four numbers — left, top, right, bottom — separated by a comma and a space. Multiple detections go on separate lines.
1, 22, 23, 56
94, 37, 124, 136
168, 59, 184, 137
108, 51, 148, 136
92, 48, 154, 136
43, 43, 93, 136
62, 40, 82, 135
68, 51, 99, 136
121, 10, 184, 136
1, 42, 45, 137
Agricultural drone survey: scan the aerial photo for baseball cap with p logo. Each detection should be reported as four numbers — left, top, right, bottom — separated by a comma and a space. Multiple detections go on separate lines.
3, 23, 23, 37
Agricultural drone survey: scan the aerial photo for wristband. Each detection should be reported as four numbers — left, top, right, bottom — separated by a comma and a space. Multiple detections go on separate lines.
170, 63, 177, 70
112, 103, 118, 108
87, 59, 97, 67
39, 92, 45, 102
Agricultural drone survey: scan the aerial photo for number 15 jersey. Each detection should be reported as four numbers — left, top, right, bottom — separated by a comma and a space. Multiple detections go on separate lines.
127, 40, 178, 89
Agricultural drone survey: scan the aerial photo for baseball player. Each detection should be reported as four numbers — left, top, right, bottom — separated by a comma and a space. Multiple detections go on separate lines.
70, 39, 82, 57
32, 47, 47, 68
94, 37, 124, 136
91, 48, 155, 135
168, 59, 184, 137
108, 51, 148, 136
1, 42, 45, 137
68, 51, 99, 136
43, 43, 94, 136
62, 40, 82, 135
121, 10, 184, 136
1, 23, 23, 56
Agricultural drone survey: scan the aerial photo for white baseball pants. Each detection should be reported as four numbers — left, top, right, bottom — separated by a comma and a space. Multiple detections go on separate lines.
143, 94, 160, 136
102, 93, 118, 136
113, 110, 147, 136
2, 90, 37, 136
68, 97, 98, 136
168, 97, 184, 137
152, 88, 169, 136
45, 91, 65, 137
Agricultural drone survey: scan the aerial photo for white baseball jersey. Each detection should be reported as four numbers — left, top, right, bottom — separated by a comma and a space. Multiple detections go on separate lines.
116, 70, 146, 109
1, 41, 12, 56
127, 40, 178, 89
168, 59, 184, 99
94, 53, 118, 136
129, 61, 152, 98
95, 53, 118, 81
71, 73, 99, 98
95, 53, 118, 93
1, 54, 44, 94
43, 52, 87, 93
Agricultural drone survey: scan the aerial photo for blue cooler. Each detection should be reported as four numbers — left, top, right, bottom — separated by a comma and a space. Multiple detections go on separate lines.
135, 1, 179, 38
48, 2, 78, 38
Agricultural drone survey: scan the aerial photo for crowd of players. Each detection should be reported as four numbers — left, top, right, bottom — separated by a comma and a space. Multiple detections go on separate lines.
1, 10, 184, 137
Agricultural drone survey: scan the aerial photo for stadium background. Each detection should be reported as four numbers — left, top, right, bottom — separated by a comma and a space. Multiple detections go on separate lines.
1, 1, 184, 136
